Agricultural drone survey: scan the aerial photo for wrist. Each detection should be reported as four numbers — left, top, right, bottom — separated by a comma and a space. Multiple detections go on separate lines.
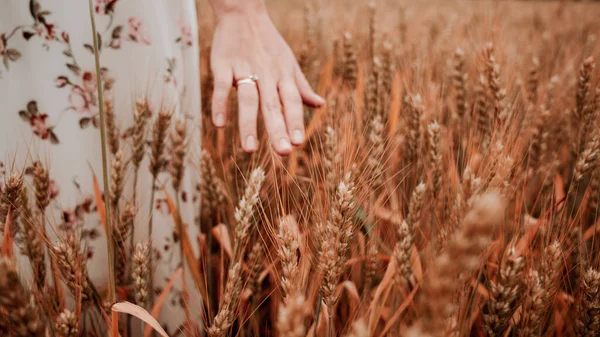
209, 0, 267, 20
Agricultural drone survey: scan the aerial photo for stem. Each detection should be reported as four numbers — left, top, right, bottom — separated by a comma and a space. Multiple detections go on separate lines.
314, 295, 322, 331
127, 170, 139, 337
147, 180, 157, 306
88, 0, 116, 305
5, 25, 26, 41
176, 195, 192, 331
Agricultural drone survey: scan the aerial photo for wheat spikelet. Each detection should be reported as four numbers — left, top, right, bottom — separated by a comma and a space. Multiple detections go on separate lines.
115, 202, 134, 286
366, 114, 385, 189
149, 108, 172, 178
319, 173, 357, 307
110, 150, 124, 210
519, 242, 562, 336
483, 43, 507, 124
380, 42, 395, 114
416, 192, 505, 337
403, 94, 423, 166
483, 247, 525, 336
439, 190, 463, 251
408, 182, 426, 229
452, 47, 468, 121
364, 55, 382, 124
234, 168, 265, 251
332, 38, 344, 80
365, 235, 380, 288
575, 268, 600, 337
200, 150, 227, 216
573, 135, 600, 183
208, 262, 243, 337
475, 75, 491, 150
580, 85, 600, 154
104, 93, 120, 156
276, 293, 310, 337
132, 97, 150, 168
428, 121, 442, 192
0, 172, 23, 231
526, 57, 540, 104
32, 161, 50, 212
342, 32, 358, 89
539, 241, 562, 326
518, 270, 544, 337
169, 117, 187, 191
323, 125, 341, 194
393, 219, 412, 287
52, 232, 94, 301
576, 56, 595, 121
527, 106, 548, 173
278, 216, 300, 299
0, 257, 45, 337
132, 241, 151, 307
56, 309, 79, 337
247, 243, 264, 299
17, 186, 46, 289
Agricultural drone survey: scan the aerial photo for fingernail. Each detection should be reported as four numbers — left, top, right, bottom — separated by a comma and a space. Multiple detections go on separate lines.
315, 94, 326, 105
279, 138, 292, 152
291, 129, 304, 144
245, 135, 257, 151
215, 114, 225, 127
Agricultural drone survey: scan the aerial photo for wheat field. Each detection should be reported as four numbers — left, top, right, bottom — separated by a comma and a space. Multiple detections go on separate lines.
2, 0, 600, 336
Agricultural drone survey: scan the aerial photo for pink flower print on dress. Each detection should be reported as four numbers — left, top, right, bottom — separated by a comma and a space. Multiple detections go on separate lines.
30, 113, 51, 139
128, 17, 152, 45
33, 23, 57, 41
17, 101, 59, 144
176, 20, 193, 46
68, 86, 94, 114
95, 0, 118, 15
81, 71, 98, 93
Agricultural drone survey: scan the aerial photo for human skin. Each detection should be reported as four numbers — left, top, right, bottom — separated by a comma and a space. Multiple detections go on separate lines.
208, 0, 325, 155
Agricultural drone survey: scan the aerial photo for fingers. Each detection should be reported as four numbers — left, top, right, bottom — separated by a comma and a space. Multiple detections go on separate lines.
279, 80, 305, 145
257, 77, 293, 156
211, 64, 233, 127
295, 66, 325, 107
237, 83, 260, 152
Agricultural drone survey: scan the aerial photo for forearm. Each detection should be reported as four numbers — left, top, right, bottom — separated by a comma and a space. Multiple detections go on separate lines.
208, 0, 267, 19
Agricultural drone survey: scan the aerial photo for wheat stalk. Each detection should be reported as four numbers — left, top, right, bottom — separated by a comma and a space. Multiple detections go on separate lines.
132, 241, 151, 307
104, 93, 120, 156
575, 268, 600, 337
414, 192, 505, 337
483, 247, 525, 336
276, 293, 310, 337
319, 173, 357, 308
0, 257, 45, 337
207, 262, 243, 337
52, 232, 94, 302
278, 215, 300, 300
342, 32, 358, 89
233, 168, 265, 258
56, 310, 79, 337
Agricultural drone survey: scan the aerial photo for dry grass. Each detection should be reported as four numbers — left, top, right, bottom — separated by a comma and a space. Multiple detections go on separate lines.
2, 0, 600, 336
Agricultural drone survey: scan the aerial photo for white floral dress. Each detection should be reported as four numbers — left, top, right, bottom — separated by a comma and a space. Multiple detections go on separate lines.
1, 0, 202, 332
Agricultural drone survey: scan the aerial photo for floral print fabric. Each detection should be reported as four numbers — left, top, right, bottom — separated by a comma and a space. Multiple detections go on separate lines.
1, 0, 202, 331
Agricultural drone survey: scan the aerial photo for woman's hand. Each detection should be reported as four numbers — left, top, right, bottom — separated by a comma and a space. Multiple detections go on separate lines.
209, 0, 325, 155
